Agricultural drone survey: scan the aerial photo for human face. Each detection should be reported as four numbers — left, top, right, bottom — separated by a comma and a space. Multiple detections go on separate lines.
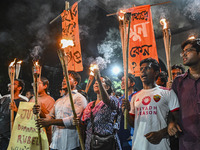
38, 80, 46, 94
62, 75, 77, 90
121, 76, 134, 90
172, 68, 183, 80
26, 91, 32, 99
13, 80, 21, 92
181, 44, 200, 66
156, 76, 164, 86
93, 77, 108, 94
140, 63, 158, 84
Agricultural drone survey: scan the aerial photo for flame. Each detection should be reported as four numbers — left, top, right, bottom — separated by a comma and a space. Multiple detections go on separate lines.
35, 61, 39, 66
89, 64, 98, 71
17, 60, 22, 64
90, 71, 94, 76
9, 59, 16, 67
160, 18, 167, 29
61, 39, 74, 48
118, 9, 126, 20
188, 35, 195, 40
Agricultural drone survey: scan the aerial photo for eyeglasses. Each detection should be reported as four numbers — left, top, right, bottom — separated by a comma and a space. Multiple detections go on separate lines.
180, 48, 196, 57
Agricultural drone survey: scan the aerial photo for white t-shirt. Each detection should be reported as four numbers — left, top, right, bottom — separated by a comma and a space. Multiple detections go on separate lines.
129, 86, 179, 150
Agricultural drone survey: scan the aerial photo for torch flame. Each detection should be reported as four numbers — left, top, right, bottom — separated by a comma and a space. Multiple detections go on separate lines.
118, 9, 126, 20
9, 59, 16, 67
188, 35, 195, 40
61, 39, 74, 48
160, 18, 167, 29
89, 64, 98, 71
17, 60, 22, 64
90, 71, 94, 76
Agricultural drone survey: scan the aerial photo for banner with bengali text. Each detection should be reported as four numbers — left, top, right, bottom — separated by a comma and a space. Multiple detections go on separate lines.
8, 102, 49, 150
61, 2, 83, 72
119, 5, 158, 76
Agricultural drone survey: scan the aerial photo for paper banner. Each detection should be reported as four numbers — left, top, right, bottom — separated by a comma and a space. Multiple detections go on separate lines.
8, 102, 49, 150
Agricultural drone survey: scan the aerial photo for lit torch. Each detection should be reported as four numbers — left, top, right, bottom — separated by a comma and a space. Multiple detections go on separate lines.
160, 18, 172, 81
32, 61, 42, 150
58, 39, 85, 150
118, 9, 132, 130
16, 60, 22, 79
85, 64, 98, 93
8, 59, 16, 130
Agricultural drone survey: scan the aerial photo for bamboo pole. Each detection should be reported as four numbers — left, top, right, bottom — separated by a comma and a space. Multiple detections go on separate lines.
8, 59, 16, 131
160, 19, 172, 81
32, 63, 42, 150
85, 75, 94, 93
123, 13, 132, 130
57, 49, 85, 150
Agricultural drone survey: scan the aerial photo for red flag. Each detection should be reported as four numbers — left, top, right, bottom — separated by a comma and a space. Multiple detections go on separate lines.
61, 2, 83, 72
119, 5, 158, 76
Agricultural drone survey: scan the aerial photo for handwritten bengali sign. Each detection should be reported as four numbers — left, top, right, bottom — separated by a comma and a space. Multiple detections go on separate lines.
61, 2, 83, 72
119, 5, 158, 76
8, 102, 49, 150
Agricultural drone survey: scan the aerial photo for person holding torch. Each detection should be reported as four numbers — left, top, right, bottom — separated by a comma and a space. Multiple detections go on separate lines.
33, 71, 87, 150
73, 66, 122, 150
0, 79, 27, 150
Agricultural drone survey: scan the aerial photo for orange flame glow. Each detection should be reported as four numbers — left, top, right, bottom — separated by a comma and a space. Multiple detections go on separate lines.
160, 18, 168, 30
118, 10, 126, 20
9, 59, 16, 67
89, 64, 98, 76
61, 39, 74, 48
17, 60, 22, 64
188, 35, 195, 40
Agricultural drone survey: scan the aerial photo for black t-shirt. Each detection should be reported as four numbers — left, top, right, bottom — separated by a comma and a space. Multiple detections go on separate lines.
0, 96, 26, 139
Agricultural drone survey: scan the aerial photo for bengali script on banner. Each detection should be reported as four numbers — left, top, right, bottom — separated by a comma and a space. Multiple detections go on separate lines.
8, 102, 49, 150
61, 2, 83, 72
120, 5, 158, 76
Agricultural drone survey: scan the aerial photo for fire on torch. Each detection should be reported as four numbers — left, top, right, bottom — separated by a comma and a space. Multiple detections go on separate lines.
160, 18, 172, 81
8, 59, 16, 130
32, 61, 42, 150
57, 39, 85, 150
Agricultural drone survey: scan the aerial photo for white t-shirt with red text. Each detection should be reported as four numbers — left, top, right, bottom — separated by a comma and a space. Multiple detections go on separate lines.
129, 85, 179, 150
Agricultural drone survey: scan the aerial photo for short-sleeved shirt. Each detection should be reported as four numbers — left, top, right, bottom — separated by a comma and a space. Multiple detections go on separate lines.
129, 86, 179, 150
172, 71, 200, 150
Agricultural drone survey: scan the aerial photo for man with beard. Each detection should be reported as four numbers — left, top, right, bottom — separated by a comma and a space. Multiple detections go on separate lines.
122, 58, 180, 150
0, 79, 27, 150
168, 37, 200, 150
33, 71, 87, 150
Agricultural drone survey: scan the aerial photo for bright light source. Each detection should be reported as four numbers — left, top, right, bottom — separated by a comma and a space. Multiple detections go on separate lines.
112, 66, 121, 75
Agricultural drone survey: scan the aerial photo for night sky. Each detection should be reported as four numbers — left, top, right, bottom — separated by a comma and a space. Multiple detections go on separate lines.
0, 0, 200, 99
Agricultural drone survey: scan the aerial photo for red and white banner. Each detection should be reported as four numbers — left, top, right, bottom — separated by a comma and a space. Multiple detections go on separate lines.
119, 5, 158, 76
61, 2, 83, 72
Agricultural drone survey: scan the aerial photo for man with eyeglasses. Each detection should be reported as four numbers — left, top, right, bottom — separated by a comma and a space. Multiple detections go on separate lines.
0, 79, 27, 150
168, 38, 200, 150
122, 58, 180, 150
29, 77, 55, 145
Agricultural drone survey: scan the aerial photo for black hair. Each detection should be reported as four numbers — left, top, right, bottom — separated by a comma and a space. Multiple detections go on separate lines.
40, 77, 49, 93
158, 71, 168, 87
171, 64, 185, 74
118, 72, 136, 83
102, 76, 113, 95
140, 58, 160, 72
68, 71, 81, 85
15, 79, 25, 93
181, 38, 200, 53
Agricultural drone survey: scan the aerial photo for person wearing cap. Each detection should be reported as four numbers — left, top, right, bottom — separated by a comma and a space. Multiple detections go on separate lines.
118, 73, 137, 150
168, 37, 200, 150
